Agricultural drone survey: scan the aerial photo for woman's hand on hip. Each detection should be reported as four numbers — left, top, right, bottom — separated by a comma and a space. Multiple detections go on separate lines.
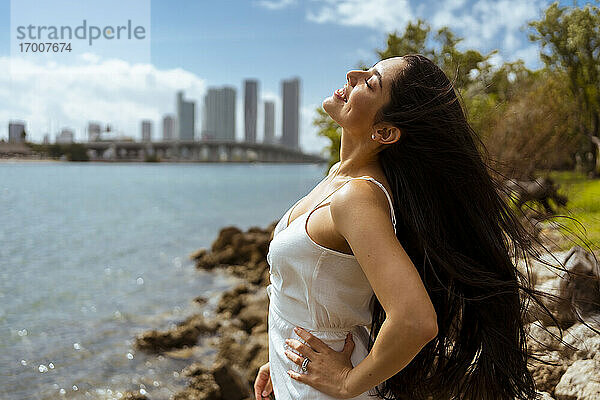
285, 326, 356, 399
254, 362, 273, 400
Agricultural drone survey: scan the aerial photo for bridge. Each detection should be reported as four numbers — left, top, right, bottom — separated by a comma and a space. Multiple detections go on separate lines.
84, 140, 328, 163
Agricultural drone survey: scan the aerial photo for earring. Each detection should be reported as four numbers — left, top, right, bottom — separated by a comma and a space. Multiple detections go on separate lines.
371, 133, 377, 140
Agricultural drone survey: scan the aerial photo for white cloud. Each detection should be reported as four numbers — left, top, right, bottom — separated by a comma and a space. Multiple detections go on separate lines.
307, 0, 414, 33
304, 0, 545, 68
2, 53, 206, 142
1, 53, 329, 154
487, 52, 505, 68
254, 0, 296, 10
513, 44, 542, 69
430, 0, 468, 27
455, 0, 543, 51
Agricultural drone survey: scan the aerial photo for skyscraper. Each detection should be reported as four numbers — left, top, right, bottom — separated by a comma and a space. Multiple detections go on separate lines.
141, 120, 152, 142
176, 91, 195, 141
162, 115, 175, 141
8, 121, 25, 143
87, 122, 101, 142
222, 87, 236, 141
56, 128, 74, 144
263, 101, 275, 145
202, 88, 218, 140
281, 77, 300, 150
244, 79, 258, 143
202, 86, 236, 141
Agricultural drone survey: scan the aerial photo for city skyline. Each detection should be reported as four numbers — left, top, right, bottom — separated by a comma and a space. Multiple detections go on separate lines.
1, 0, 570, 154
5, 75, 303, 152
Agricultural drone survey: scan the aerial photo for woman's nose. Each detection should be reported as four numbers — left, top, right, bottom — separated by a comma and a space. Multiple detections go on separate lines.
346, 70, 359, 86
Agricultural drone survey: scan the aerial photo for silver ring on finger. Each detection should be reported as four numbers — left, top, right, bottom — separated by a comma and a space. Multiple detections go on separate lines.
301, 356, 311, 372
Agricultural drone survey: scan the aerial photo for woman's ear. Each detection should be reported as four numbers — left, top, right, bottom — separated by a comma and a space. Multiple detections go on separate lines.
373, 123, 402, 145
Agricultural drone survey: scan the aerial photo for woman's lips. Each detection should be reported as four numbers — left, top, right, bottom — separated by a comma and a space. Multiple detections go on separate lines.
334, 86, 347, 102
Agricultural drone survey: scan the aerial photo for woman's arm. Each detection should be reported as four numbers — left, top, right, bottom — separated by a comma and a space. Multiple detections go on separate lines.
329, 179, 438, 398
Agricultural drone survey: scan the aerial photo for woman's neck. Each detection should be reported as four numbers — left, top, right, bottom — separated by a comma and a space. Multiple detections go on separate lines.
334, 129, 381, 179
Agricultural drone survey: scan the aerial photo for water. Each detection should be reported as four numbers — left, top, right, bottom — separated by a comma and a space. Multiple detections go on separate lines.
0, 161, 327, 400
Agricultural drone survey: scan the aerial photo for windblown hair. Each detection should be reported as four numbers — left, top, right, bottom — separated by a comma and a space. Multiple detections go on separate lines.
365, 54, 597, 400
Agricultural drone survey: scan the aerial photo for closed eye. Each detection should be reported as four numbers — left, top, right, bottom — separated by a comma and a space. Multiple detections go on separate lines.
365, 78, 372, 90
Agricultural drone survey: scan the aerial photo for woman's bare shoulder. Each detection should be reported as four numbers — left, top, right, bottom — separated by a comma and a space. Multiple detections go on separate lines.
327, 161, 341, 176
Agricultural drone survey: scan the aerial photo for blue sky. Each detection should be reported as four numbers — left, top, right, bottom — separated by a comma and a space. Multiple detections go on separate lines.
0, 0, 580, 154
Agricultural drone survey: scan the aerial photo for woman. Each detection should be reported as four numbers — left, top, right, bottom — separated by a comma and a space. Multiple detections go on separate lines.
254, 54, 555, 400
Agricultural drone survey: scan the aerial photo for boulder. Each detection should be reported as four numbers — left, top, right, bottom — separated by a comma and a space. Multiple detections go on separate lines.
212, 360, 251, 400
527, 350, 569, 395
135, 314, 219, 352
174, 365, 221, 400
528, 247, 600, 328
535, 392, 555, 400
121, 392, 149, 400
562, 316, 600, 361
554, 359, 600, 400
527, 320, 565, 354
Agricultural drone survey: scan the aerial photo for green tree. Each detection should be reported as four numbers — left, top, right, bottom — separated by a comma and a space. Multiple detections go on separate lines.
529, 2, 600, 176
313, 107, 342, 172
375, 19, 435, 61
372, 20, 495, 91
484, 70, 581, 178
63, 143, 89, 161
48, 144, 63, 158
314, 20, 494, 165
434, 27, 496, 91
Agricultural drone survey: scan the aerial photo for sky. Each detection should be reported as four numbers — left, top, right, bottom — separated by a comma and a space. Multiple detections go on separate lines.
0, 0, 581, 155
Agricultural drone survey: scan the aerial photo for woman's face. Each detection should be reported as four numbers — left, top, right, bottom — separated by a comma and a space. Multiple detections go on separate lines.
323, 56, 405, 135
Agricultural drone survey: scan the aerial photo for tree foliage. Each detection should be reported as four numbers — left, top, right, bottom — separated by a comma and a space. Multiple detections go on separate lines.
529, 1, 600, 176
313, 2, 600, 178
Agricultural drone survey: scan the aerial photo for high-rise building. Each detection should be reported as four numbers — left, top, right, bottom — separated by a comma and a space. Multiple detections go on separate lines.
244, 79, 258, 143
202, 86, 236, 141
222, 87, 236, 141
87, 122, 101, 142
281, 77, 300, 150
56, 128, 74, 144
202, 88, 218, 140
141, 120, 152, 142
263, 101, 275, 145
162, 115, 175, 141
43, 134, 50, 144
176, 91, 195, 141
8, 121, 26, 143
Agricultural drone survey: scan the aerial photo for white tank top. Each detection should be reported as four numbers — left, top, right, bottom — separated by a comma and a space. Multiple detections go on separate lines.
266, 174, 397, 331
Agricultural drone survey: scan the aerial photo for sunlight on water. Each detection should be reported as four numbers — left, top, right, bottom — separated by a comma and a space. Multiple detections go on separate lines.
0, 161, 326, 399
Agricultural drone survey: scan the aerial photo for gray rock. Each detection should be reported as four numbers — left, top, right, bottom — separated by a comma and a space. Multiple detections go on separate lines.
529, 247, 600, 328
554, 359, 600, 400
528, 350, 569, 395
212, 360, 251, 400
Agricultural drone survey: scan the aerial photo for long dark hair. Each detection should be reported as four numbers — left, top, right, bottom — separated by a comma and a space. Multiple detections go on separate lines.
366, 54, 597, 399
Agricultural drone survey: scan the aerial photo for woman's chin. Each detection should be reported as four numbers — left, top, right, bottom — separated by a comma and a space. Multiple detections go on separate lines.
322, 97, 343, 124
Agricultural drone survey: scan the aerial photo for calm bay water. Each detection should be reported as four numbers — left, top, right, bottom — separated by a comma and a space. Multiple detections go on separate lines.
0, 161, 327, 400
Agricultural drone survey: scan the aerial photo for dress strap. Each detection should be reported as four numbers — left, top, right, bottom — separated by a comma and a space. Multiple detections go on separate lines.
307, 176, 396, 233
355, 177, 397, 230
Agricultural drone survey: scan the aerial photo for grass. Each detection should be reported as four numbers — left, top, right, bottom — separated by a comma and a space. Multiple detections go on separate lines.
540, 170, 600, 251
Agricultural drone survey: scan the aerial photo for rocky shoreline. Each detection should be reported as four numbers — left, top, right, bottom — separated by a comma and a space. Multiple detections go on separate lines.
129, 221, 600, 400
132, 223, 275, 400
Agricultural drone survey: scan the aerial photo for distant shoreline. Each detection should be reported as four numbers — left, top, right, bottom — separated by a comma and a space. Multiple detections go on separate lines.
0, 157, 316, 164
0, 158, 62, 163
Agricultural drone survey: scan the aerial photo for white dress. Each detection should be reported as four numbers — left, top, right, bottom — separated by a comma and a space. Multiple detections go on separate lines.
266, 171, 397, 400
